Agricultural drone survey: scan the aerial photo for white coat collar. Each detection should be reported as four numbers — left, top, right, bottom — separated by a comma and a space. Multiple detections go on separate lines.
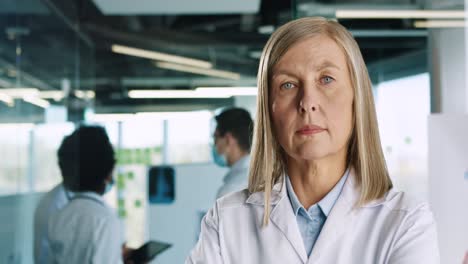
245, 168, 390, 263
245, 167, 389, 208
245, 176, 285, 206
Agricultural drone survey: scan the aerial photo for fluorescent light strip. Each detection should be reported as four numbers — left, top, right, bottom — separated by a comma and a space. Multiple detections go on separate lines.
155, 62, 240, 80
195, 87, 257, 96
128, 90, 231, 99
258, 25, 275, 34
112, 44, 212, 69
1, 88, 39, 98
23, 96, 50, 108
0, 123, 34, 129
39, 91, 65, 101
414, 20, 465, 28
2, 89, 95, 101
336, 10, 465, 19
74, 90, 96, 99
129, 87, 258, 99
0, 92, 14, 106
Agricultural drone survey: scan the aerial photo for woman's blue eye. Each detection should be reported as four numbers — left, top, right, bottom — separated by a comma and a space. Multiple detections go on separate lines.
322, 76, 334, 84
281, 82, 295, 89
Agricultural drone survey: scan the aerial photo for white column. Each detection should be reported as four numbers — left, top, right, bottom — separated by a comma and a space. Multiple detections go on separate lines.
465, 0, 468, 113
428, 28, 467, 113
427, 1, 468, 262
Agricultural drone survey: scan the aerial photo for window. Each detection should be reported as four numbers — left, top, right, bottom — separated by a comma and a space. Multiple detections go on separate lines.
167, 111, 212, 164
375, 73, 430, 200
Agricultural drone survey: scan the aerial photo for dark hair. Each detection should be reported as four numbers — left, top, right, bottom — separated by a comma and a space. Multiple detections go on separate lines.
215, 108, 254, 152
57, 125, 115, 193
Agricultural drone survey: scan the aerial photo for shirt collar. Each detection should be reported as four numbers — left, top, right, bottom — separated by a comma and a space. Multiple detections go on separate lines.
72, 191, 105, 203
223, 155, 250, 183
60, 184, 75, 201
286, 167, 350, 217
230, 155, 250, 170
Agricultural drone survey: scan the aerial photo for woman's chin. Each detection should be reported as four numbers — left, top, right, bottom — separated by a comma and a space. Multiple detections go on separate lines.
291, 149, 329, 162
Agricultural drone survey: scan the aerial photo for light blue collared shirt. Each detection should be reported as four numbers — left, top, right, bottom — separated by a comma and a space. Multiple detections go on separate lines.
286, 168, 349, 257
216, 155, 250, 199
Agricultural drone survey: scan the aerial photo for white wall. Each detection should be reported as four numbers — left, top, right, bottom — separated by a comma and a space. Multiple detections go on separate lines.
428, 115, 468, 263
148, 163, 227, 264
0, 193, 42, 264
429, 28, 467, 114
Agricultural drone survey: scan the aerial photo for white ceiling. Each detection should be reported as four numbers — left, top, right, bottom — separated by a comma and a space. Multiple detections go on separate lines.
93, 0, 261, 15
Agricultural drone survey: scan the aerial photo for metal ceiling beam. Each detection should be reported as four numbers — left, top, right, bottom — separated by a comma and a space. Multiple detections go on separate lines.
95, 98, 234, 113
0, 77, 14, 87
0, 0, 50, 14
425, 0, 463, 9
121, 76, 258, 87
351, 30, 427, 38
297, 2, 420, 18
0, 57, 56, 90
54, 76, 258, 89
40, 0, 94, 47
85, 23, 267, 49
85, 23, 259, 67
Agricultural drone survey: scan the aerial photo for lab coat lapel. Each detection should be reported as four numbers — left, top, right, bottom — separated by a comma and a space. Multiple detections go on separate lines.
307, 168, 360, 263
269, 179, 308, 263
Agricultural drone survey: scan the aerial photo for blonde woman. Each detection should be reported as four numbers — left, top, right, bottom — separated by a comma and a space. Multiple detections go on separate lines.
187, 17, 439, 263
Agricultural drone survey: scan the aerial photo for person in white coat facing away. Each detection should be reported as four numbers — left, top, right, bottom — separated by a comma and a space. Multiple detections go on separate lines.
187, 17, 440, 264
47, 126, 124, 264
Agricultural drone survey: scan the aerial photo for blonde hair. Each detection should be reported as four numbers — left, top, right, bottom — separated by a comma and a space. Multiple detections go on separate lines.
248, 17, 392, 226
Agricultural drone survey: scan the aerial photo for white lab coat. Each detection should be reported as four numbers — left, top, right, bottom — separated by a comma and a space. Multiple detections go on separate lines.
34, 183, 72, 264
187, 168, 440, 264
48, 192, 123, 264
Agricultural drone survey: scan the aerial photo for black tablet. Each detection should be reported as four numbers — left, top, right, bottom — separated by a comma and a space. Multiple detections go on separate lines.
128, 241, 172, 263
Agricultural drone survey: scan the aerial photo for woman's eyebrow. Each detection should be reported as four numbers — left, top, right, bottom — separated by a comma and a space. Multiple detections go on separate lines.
271, 61, 341, 80
316, 61, 341, 71
271, 70, 297, 81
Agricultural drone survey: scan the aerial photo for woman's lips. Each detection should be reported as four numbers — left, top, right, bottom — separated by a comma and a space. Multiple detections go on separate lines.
296, 125, 325, 135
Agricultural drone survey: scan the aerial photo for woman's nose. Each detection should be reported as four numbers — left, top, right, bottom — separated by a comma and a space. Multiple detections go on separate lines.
299, 85, 319, 114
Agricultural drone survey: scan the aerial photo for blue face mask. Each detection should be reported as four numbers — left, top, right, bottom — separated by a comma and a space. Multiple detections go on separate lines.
104, 179, 114, 194
211, 145, 227, 167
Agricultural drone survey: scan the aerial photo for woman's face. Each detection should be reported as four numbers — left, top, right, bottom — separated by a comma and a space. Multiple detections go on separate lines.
270, 35, 354, 163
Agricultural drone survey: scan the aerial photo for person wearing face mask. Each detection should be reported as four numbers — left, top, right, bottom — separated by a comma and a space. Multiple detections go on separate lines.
46, 125, 125, 264
212, 108, 254, 199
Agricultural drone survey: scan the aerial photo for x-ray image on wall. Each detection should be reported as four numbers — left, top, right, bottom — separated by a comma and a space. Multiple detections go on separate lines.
148, 166, 175, 204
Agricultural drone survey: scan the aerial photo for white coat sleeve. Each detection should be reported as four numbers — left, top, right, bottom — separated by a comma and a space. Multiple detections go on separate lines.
186, 204, 223, 264
387, 203, 440, 264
